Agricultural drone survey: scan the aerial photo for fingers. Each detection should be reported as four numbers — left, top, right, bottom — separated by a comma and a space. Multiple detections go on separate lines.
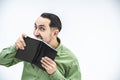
41, 59, 52, 71
22, 33, 27, 38
15, 33, 27, 50
42, 57, 54, 65
16, 37, 25, 49
41, 57, 57, 74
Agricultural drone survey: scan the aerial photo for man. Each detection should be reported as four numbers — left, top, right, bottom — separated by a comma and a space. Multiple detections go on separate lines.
0, 13, 81, 80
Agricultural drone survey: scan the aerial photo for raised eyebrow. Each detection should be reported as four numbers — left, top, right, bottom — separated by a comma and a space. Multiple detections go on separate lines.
34, 23, 45, 27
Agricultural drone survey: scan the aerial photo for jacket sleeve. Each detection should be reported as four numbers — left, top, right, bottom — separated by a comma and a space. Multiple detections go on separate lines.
0, 45, 21, 67
49, 61, 81, 80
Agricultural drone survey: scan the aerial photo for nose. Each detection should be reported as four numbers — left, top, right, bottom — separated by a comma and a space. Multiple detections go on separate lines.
34, 29, 40, 37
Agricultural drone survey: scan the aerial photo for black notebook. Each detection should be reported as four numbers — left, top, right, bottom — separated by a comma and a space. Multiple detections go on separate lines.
15, 36, 57, 70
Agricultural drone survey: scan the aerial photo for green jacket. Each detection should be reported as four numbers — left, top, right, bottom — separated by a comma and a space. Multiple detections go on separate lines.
0, 43, 81, 80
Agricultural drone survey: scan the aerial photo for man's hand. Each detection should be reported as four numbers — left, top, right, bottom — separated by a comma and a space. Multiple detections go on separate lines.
15, 33, 27, 50
41, 57, 57, 74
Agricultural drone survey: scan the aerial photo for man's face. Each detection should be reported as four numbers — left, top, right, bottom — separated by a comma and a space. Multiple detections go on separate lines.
33, 17, 54, 44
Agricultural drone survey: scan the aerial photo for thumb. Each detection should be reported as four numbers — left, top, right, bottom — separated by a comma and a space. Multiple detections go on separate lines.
22, 33, 27, 38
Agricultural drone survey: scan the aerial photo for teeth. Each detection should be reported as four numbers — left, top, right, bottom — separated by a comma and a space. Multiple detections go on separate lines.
39, 38, 42, 41
34, 37, 42, 41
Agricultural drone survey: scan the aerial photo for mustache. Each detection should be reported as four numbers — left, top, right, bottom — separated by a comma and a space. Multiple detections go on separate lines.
35, 35, 43, 41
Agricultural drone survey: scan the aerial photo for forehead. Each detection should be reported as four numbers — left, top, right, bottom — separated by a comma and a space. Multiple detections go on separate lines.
35, 17, 50, 26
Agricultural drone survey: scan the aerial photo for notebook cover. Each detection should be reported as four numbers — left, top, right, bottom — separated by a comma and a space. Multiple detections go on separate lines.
15, 36, 57, 70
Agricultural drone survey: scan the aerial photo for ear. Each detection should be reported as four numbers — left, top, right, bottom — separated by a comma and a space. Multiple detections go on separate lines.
53, 29, 59, 36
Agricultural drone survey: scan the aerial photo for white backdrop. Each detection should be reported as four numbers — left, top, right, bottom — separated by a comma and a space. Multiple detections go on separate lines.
0, 0, 120, 80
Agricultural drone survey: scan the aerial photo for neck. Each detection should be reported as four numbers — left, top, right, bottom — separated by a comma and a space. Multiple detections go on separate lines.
49, 38, 59, 49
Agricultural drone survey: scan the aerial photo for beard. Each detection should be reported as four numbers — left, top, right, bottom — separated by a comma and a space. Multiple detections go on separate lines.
45, 34, 53, 44
36, 33, 53, 45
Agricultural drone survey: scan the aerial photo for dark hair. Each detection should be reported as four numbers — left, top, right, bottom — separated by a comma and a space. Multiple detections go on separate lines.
40, 13, 62, 32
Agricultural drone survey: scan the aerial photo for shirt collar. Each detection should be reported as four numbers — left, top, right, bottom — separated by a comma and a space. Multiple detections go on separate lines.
55, 37, 62, 56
